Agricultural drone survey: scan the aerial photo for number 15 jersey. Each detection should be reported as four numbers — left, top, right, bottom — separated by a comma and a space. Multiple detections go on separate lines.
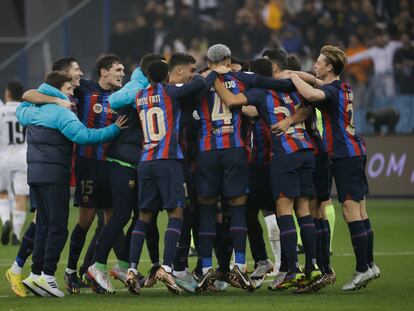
136, 76, 207, 162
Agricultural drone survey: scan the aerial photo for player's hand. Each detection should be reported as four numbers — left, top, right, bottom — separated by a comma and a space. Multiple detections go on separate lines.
271, 117, 293, 135
213, 65, 231, 75
201, 69, 212, 78
114, 115, 129, 129
55, 98, 75, 109
275, 70, 292, 79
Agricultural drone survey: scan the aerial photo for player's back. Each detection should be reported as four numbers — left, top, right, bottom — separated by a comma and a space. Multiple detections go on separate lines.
0, 102, 27, 167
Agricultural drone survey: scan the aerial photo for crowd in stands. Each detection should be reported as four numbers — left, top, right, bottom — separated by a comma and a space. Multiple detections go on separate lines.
110, 0, 414, 102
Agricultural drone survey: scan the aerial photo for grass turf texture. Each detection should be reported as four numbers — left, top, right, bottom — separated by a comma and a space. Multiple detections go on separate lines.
0, 199, 413, 311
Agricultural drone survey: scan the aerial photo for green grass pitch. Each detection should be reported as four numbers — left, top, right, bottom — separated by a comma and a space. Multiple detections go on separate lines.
1, 199, 413, 311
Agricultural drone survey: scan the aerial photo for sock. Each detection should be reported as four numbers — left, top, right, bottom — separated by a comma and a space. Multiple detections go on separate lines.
229, 205, 247, 267
118, 260, 129, 270
198, 203, 216, 272
247, 209, 267, 263
214, 222, 223, 263
95, 262, 106, 272
11, 261, 22, 274
173, 270, 186, 278
325, 204, 335, 249
12, 210, 27, 239
314, 218, 324, 273
297, 215, 317, 269
146, 218, 160, 266
293, 214, 302, 246
0, 199, 10, 224
129, 220, 150, 269
347, 221, 368, 272
321, 219, 331, 272
65, 268, 77, 274
163, 217, 183, 268
43, 272, 56, 281
264, 214, 281, 270
16, 221, 36, 267
278, 215, 299, 273
363, 218, 374, 267
67, 224, 88, 270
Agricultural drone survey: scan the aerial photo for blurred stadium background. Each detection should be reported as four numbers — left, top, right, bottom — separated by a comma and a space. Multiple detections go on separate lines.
1, 0, 412, 197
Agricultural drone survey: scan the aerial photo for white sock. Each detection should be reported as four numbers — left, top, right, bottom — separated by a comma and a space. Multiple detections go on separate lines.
9, 196, 16, 210
173, 270, 186, 279
202, 267, 212, 275
11, 261, 22, 274
42, 272, 56, 282
0, 199, 11, 224
161, 265, 172, 273
65, 268, 77, 275
12, 210, 26, 239
264, 214, 281, 271
235, 263, 246, 272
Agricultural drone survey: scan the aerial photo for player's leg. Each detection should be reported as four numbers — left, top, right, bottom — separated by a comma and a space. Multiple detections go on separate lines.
31, 184, 70, 297
323, 199, 335, 249
332, 157, 373, 291
195, 150, 220, 292
0, 190, 12, 245
11, 171, 30, 244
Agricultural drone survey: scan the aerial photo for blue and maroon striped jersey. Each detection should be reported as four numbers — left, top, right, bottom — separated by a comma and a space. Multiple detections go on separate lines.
136, 76, 207, 162
196, 72, 295, 152
74, 79, 118, 161
251, 117, 272, 164
244, 88, 314, 158
319, 80, 366, 159
305, 107, 327, 155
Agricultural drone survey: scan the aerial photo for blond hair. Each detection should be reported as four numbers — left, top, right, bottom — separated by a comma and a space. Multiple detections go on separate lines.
320, 45, 348, 75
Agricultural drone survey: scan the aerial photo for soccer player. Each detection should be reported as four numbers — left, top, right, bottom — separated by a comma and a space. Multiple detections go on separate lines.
213, 57, 321, 292
17, 71, 126, 298
0, 81, 28, 246
286, 45, 379, 290
125, 60, 210, 295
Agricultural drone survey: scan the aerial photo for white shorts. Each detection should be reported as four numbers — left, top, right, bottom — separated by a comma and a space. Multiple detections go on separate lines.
0, 170, 29, 196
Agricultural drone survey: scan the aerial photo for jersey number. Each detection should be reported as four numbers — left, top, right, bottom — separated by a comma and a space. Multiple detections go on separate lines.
139, 107, 167, 142
7, 121, 26, 145
211, 94, 232, 124
274, 105, 305, 134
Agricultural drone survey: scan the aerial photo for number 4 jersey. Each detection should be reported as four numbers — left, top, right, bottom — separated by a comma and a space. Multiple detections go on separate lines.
0, 101, 27, 170
136, 75, 207, 162
318, 80, 366, 159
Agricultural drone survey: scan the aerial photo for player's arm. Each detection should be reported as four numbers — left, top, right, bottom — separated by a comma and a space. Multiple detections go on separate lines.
22, 89, 72, 108
168, 75, 208, 99
290, 73, 326, 102
213, 78, 248, 107
271, 105, 311, 135
236, 72, 295, 92
242, 106, 258, 118
109, 67, 149, 110
57, 109, 126, 145
16, 102, 33, 127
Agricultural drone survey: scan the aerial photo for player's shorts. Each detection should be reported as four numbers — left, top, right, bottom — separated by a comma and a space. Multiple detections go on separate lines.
270, 150, 315, 200
138, 159, 185, 212
331, 155, 369, 203
107, 161, 139, 215
74, 157, 112, 209
247, 163, 274, 211
196, 148, 249, 199
313, 152, 332, 202
0, 170, 29, 196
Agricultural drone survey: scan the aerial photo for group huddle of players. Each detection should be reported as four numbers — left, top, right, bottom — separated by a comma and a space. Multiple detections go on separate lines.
3, 43, 380, 298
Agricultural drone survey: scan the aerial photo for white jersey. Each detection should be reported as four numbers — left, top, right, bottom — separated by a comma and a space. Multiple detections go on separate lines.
0, 101, 27, 170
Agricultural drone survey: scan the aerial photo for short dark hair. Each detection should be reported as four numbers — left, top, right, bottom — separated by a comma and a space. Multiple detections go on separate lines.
96, 54, 122, 77
6, 81, 23, 101
140, 53, 165, 76
146, 60, 169, 83
262, 48, 287, 70
231, 57, 249, 71
168, 53, 195, 71
52, 57, 77, 72
249, 58, 273, 78
45, 71, 72, 90
286, 54, 301, 71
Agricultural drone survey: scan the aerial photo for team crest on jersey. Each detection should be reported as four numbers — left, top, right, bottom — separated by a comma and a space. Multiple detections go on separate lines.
128, 180, 135, 188
93, 103, 103, 114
